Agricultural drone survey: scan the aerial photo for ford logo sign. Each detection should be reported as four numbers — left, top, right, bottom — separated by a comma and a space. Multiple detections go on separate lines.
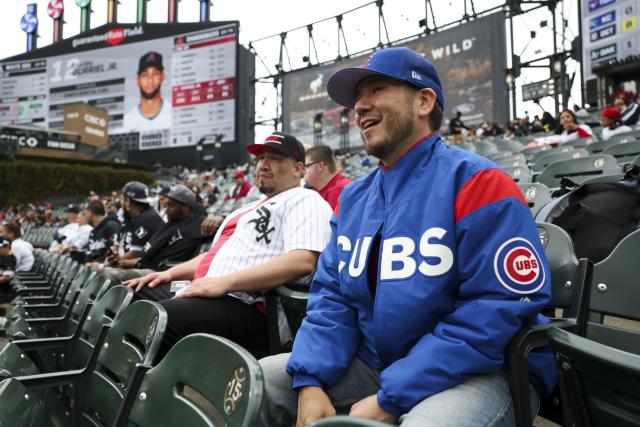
453, 103, 475, 114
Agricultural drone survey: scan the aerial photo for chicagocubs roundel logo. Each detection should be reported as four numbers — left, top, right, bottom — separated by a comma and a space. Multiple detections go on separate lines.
494, 237, 545, 294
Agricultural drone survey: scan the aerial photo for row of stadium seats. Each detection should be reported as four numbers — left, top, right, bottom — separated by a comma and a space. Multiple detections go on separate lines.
0, 252, 389, 426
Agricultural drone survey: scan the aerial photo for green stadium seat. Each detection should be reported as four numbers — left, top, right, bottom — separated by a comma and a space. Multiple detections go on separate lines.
518, 183, 551, 217
266, 284, 309, 354
602, 140, 640, 167
521, 145, 552, 160
532, 149, 588, 173
0, 298, 167, 426
115, 333, 264, 427
508, 222, 590, 426
0, 285, 132, 379
503, 166, 532, 183
536, 155, 621, 188
546, 228, 640, 426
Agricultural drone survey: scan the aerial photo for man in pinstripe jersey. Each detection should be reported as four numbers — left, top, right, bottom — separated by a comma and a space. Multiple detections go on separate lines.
124, 132, 333, 355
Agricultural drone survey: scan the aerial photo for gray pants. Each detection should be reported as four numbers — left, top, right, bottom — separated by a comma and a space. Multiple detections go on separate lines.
259, 353, 539, 427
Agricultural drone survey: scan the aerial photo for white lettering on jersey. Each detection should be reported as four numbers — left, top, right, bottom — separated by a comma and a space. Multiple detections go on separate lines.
380, 236, 416, 280
337, 235, 351, 273
348, 236, 373, 278
418, 227, 454, 277
340, 227, 454, 280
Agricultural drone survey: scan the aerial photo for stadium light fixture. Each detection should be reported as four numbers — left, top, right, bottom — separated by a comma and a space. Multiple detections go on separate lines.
313, 113, 323, 145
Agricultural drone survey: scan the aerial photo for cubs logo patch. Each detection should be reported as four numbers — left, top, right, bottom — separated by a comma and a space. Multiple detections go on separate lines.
493, 237, 545, 294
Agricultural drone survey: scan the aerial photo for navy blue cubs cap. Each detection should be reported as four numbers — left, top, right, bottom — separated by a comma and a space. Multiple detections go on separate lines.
327, 47, 444, 111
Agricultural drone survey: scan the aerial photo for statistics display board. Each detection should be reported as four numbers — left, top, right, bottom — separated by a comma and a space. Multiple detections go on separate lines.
0, 22, 239, 151
581, 0, 639, 81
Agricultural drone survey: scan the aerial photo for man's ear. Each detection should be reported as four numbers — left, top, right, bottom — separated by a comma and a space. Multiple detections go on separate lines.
294, 161, 305, 178
416, 88, 437, 120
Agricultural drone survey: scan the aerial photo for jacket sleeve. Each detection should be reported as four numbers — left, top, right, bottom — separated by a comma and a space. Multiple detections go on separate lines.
286, 213, 362, 389
377, 170, 553, 416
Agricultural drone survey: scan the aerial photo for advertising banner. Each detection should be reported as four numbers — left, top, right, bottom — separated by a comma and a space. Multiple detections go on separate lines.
282, 13, 507, 149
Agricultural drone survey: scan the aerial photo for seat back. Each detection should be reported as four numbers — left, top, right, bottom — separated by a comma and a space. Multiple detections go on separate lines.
602, 140, 640, 165
276, 285, 309, 339
474, 141, 498, 156
503, 165, 532, 183
70, 285, 134, 370
61, 274, 111, 337
586, 228, 640, 353
81, 300, 167, 427
518, 183, 551, 216
536, 154, 621, 188
537, 222, 579, 312
547, 327, 640, 427
0, 378, 49, 426
121, 333, 263, 427
532, 149, 588, 173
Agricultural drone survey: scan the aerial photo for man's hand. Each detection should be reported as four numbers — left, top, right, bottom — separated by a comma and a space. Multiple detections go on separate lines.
86, 262, 101, 270
201, 216, 225, 236
296, 386, 336, 427
349, 394, 397, 423
174, 276, 231, 299
123, 270, 172, 293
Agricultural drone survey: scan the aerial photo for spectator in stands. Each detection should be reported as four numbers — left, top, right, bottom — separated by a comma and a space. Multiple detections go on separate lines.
53, 210, 93, 254
516, 116, 533, 136
448, 111, 467, 144
259, 47, 555, 426
201, 182, 219, 208
541, 111, 557, 132
303, 145, 351, 210
532, 109, 592, 146
0, 222, 34, 272
572, 104, 590, 119
123, 131, 332, 357
83, 201, 121, 266
49, 205, 81, 252
614, 96, 639, 127
600, 107, 632, 141
485, 121, 505, 136
224, 170, 253, 202
108, 181, 164, 267
0, 237, 16, 289
100, 185, 207, 283
124, 51, 171, 131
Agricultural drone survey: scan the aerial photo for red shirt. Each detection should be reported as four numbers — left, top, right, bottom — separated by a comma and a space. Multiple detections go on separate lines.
317, 173, 351, 210
224, 181, 252, 202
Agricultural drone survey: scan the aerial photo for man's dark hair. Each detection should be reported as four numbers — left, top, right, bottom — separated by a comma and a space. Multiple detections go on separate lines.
3, 222, 21, 238
406, 85, 443, 131
87, 200, 105, 216
306, 145, 337, 173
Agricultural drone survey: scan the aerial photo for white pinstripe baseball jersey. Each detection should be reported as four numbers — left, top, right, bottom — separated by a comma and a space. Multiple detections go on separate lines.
204, 186, 332, 305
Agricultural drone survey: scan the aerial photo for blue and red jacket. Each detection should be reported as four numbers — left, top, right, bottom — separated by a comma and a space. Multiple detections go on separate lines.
287, 133, 557, 416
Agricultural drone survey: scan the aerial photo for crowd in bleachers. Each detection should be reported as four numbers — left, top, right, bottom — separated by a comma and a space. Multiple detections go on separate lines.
1, 62, 640, 425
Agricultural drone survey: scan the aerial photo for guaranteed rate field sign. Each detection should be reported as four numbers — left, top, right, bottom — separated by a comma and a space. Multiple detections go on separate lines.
0, 22, 239, 152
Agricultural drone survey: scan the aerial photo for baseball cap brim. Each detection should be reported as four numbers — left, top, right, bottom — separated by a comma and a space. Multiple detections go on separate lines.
327, 68, 391, 109
246, 143, 298, 160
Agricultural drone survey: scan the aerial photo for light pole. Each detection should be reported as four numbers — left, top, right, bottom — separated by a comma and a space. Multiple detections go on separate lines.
313, 112, 323, 145
340, 108, 350, 153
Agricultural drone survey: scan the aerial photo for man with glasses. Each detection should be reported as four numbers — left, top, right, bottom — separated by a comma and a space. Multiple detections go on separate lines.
304, 144, 351, 210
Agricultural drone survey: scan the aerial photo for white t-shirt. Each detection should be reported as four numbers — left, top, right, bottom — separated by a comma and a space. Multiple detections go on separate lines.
65, 224, 93, 250
601, 125, 633, 141
49, 222, 80, 251
124, 99, 171, 131
12, 238, 34, 272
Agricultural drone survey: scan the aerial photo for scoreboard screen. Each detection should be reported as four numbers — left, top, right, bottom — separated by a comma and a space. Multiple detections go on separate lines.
0, 22, 239, 151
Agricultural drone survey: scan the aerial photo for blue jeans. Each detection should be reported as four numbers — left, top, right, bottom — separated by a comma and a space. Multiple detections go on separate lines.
259, 353, 540, 426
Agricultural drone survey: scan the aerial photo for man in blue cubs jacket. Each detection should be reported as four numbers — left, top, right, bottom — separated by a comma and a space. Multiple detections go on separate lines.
260, 47, 556, 426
